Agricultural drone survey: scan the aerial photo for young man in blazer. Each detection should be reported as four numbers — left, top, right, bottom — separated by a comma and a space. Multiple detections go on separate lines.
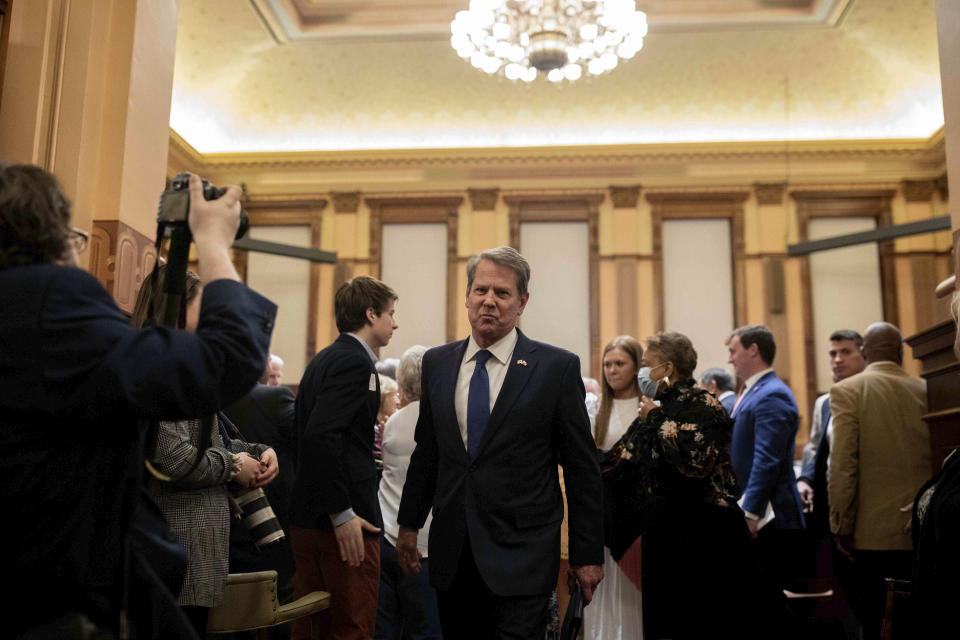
727, 325, 805, 594
291, 276, 398, 640
396, 246, 603, 639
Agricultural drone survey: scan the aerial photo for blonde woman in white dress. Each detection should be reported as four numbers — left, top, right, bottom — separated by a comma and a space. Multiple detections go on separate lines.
583, 335, 644, 640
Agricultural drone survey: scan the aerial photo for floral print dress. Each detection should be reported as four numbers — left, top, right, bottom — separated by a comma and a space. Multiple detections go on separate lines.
599, 379, 758, 639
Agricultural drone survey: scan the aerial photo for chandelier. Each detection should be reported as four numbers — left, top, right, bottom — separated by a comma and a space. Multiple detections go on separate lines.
450, 0, 648, 83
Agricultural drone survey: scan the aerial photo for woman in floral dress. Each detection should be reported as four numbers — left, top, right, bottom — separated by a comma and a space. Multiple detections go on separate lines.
601, 331, 762, 640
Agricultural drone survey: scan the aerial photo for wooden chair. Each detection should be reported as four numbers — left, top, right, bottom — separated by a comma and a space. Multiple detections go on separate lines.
207, 570, 330, 634
881, 578, 912, 640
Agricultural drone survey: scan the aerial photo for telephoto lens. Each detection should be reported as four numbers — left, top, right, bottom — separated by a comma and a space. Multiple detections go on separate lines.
231, 487, 285, 549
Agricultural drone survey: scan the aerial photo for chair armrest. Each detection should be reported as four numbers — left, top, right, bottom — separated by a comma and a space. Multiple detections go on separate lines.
276, 591, 332, 626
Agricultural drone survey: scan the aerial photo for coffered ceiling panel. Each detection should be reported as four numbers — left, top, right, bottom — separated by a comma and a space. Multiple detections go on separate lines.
170, 0, 943, 152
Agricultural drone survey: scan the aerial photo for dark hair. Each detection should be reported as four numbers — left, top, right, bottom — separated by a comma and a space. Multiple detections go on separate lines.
467, 246, 531, 297
645, 331, 698, 380
595, 335, 643, 447
131, 265, 202, 330
700, 367, 735, 392
335, 276, 398, 333
729, 325, 776, 365
829, 329, 863, 349
0, 164, 72, 270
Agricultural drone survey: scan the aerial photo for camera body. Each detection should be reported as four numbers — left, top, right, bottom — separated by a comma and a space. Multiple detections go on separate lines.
157, 173, 249, 240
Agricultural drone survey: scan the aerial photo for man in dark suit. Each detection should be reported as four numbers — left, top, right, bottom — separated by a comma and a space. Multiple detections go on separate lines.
727, 325, 805, 591
396, 246, 603, 639
290, 275, 398, 640
225, 380, 298, 612
0, 165, 275, 638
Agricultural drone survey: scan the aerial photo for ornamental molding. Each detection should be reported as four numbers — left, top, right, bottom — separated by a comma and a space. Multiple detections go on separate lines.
169, 127, 946, 173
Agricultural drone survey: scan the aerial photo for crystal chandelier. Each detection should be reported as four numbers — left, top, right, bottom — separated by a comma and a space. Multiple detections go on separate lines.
450, 0, 648, 83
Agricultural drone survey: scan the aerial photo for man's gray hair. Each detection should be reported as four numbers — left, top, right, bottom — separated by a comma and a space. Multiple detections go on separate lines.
466, 246, 531, 297
700, 367, 735, 392
397, 345, 428, 402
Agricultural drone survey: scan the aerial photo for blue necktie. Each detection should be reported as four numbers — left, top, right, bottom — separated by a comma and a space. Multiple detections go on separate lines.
467, 349, 493, 458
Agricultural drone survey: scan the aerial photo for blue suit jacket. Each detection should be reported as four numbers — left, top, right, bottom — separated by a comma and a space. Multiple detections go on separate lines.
397, 329, 603, 596
730, 371, 805, 529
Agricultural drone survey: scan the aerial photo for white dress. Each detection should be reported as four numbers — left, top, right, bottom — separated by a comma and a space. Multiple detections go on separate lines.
583, 396, 644, 640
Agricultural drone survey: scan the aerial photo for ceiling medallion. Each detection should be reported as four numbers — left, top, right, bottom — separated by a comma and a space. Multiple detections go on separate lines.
451, 0, 648, 83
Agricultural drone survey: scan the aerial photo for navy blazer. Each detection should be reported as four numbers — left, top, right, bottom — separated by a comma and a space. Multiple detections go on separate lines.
0, 264, 276, 631
292, 334, 382, 531
397, 329, 603, 596
730, 371, 805, 529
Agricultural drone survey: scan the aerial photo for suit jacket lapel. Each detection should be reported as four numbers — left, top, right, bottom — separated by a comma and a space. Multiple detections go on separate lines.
474, 330, 538, 460
738, 370, 776, 417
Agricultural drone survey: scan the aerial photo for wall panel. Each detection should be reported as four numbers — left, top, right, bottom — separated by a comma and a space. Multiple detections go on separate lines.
380, 223, 448, 359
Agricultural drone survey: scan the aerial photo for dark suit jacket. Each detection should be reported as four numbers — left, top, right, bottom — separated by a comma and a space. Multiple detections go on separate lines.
292, 334, 382, 531
397, 330, 603, 596
224, 383, 297, 528
730, 371, 805, 529
0, 265, 275, 631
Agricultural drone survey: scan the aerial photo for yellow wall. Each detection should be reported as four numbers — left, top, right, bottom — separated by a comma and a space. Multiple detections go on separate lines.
177, 139, 947, 448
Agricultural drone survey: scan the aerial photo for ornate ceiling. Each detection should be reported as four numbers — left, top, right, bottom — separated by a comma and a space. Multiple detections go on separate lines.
170, 0, 944, 153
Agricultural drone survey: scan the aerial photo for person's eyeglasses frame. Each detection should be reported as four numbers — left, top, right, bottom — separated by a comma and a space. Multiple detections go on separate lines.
67, 227, 89, 254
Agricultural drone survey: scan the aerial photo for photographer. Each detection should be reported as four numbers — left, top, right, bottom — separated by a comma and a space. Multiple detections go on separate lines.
0, 164, 276, 638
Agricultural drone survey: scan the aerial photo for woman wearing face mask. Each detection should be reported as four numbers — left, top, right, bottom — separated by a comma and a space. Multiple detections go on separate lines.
582, 336, 644, 640
601, 331, 761, 640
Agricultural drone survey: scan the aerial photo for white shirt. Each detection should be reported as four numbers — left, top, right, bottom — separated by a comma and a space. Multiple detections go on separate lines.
718, 390, 735, 404
595, 396, 640, 451
378, 401, 432, 555
454, 329, 519, 450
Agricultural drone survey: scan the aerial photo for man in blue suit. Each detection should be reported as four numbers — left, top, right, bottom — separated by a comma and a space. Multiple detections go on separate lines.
727, 325, 805, 590
396, 246, 603, 639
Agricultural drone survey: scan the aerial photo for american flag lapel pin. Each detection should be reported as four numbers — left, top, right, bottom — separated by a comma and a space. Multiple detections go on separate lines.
517, 359, 527, 366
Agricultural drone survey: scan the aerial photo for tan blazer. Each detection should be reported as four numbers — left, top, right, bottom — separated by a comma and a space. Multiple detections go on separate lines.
828, 361, 929, 550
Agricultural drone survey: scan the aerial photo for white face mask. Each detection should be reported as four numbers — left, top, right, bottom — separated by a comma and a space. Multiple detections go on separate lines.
637, 362, 669, 398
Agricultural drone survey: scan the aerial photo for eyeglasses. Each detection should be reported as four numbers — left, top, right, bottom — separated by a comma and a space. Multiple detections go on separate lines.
67, 227, 89, 254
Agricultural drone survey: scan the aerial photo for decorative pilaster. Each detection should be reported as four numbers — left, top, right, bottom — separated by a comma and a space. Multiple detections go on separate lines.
755, 182, 787, 206
609, 185, 642, 209
902, 179, 937, 203
467, 188, 499, 211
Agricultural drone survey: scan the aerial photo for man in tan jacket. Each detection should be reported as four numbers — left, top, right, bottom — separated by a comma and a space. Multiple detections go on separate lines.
828, 321, 929, 639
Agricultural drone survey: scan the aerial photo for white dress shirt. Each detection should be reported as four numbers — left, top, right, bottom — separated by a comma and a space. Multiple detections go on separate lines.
454, 329, 519, 450
378, 401, 432, 555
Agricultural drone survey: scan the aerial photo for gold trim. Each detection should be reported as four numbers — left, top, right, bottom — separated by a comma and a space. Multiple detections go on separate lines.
168, 127, 946, 171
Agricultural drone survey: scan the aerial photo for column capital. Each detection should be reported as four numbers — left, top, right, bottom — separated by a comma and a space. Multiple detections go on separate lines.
754, 182, 787, 206
901, 179, 937, 202
331, 191, 361, 213
467, 188, 499, 211
609, 185, 642, 208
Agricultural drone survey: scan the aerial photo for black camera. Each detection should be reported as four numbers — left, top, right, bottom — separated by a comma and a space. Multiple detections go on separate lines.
157, 172, 249, 240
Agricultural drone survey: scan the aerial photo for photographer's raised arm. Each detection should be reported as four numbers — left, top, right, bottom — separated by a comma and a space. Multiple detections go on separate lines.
187, 173, 242, 284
